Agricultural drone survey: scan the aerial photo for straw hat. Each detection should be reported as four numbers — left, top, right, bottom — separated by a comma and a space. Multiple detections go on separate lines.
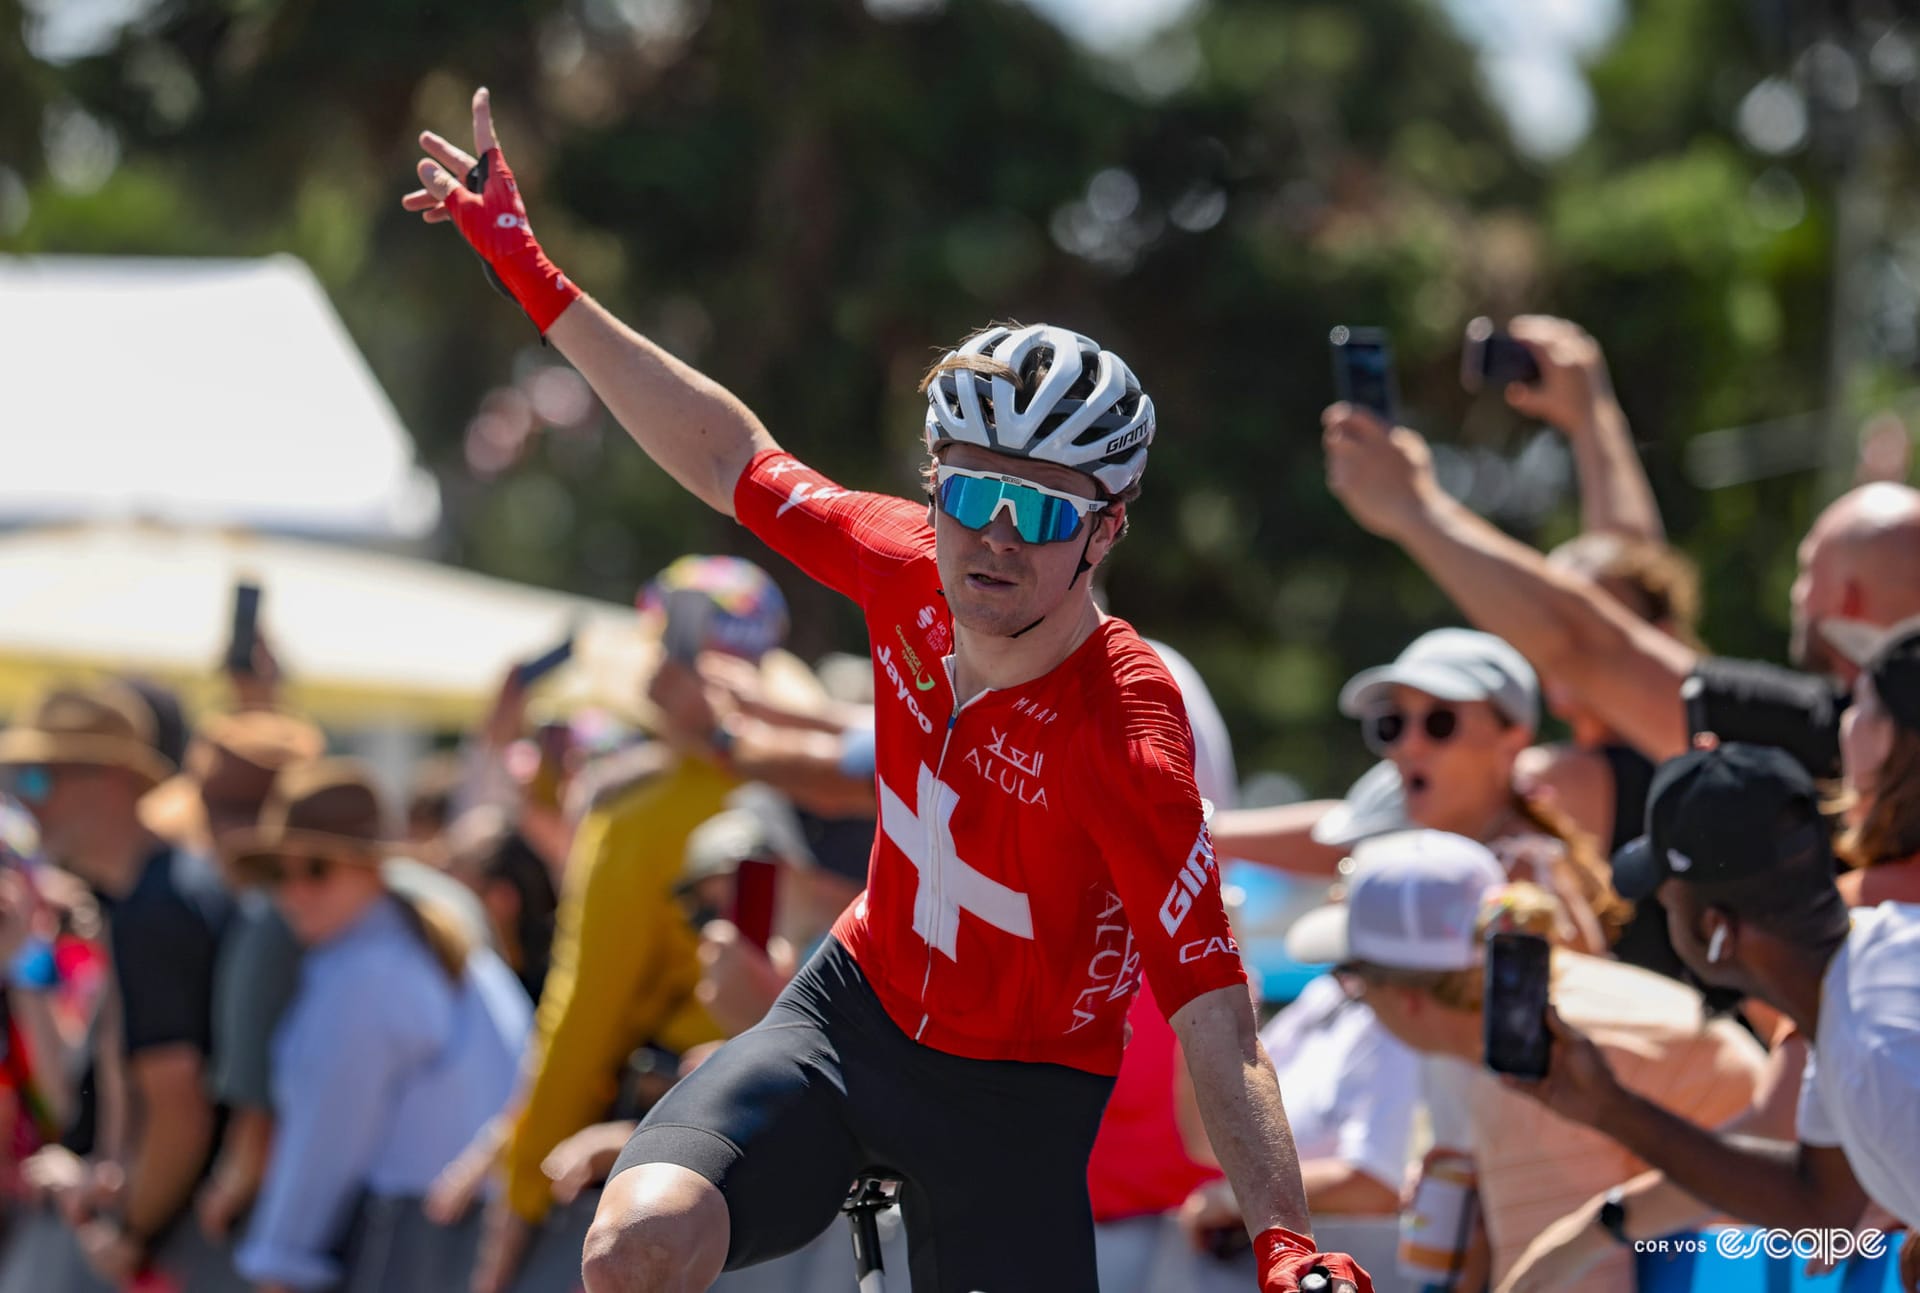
230, 758, 396, 876
0, 683, 176, 788
140, 710, 326, 848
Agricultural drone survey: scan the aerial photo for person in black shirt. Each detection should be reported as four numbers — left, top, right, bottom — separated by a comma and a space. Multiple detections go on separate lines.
0, 683, 232, 1285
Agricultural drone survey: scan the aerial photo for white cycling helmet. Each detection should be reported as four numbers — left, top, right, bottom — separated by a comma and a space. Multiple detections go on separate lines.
923, 324, 1156, 496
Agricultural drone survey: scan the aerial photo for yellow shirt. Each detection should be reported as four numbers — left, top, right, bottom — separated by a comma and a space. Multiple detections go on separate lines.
502, 756, 734, 1221
1467, 954, 1767, 1293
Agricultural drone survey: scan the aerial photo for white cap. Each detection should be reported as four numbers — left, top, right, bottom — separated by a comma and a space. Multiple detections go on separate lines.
1339, 628, 1539, 731
1285, 830, 1506, 970
1310, 760, 1409, 848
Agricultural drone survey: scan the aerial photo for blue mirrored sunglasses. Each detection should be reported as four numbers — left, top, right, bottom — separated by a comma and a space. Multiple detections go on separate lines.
934, 466, 1106, 545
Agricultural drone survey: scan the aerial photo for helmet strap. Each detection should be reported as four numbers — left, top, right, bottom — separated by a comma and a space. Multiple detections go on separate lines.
1009, 526, 1098, 639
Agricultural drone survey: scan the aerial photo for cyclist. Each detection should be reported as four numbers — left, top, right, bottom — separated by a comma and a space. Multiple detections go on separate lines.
403, 89, 1369, 1293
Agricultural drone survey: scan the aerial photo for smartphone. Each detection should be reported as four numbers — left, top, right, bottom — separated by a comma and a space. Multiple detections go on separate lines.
729, 857, 777, 952
662, 587, 714, 665
513, 632, 575, 688
1460, 317, 1541, 393
1483, 931, 1552, 1079
225, 581, 263, 676
1330, 326, 1400, 425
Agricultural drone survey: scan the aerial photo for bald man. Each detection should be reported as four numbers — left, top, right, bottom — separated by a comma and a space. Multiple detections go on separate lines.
1321, 405, 1920, 777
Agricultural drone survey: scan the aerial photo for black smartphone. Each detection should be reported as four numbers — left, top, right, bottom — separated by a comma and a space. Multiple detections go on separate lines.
662, 588, 714, 665
1460, 317, 1541, 393
1330, 326, 1400, 425
513, 633, 575, 688
1484, 931, 1552, 1079
225, 581, 263, 676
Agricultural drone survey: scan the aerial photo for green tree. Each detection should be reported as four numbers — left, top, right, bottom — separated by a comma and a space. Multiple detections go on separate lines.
6, 0, 1900, 793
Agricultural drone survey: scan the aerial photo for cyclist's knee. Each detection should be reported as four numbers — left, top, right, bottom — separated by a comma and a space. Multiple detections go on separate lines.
581, 1162, 730, 1293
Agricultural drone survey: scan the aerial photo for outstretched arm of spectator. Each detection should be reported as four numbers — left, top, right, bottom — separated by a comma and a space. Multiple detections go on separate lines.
1505, 316, 1664, 543
1508, 1008, 1865, 1232
403, 90, 776, 516
1209, 803, 1348, 877
1325, 404, 1698, 762
722, 722, 877, 818
1499, 1030, 1811, 1293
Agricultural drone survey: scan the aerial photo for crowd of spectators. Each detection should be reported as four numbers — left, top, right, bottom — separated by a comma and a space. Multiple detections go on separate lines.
0, 313, 1918, 1293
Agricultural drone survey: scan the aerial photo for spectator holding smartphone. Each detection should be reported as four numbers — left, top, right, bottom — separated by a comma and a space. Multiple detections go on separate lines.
1324, 399, 1920, 779
1501, 645, 1920, 1290
1225, 318, 1703, 919
1510, 742, 1920, 1272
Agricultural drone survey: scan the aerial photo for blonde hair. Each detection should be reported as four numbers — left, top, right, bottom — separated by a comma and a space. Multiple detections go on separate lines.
389, 886, 472, 983
1511, 791, 1634, 943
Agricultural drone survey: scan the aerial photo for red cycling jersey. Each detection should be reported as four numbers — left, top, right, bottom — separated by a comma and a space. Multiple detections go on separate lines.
735, 449, 1246, 1074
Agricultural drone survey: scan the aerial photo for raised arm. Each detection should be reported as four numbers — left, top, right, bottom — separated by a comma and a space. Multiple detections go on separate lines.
1324, 404, 1698, 762
403, 89, 776, 515
1504, 316, 1664, 543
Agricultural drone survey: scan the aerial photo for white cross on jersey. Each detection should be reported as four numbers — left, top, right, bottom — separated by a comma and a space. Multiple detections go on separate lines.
879, 763, 1033, 960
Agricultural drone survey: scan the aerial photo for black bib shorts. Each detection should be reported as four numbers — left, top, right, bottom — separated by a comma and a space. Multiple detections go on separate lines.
611, 939, 1117, 1292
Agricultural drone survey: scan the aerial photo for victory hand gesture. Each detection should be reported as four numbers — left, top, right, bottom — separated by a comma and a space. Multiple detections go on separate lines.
402, 88, 582, 333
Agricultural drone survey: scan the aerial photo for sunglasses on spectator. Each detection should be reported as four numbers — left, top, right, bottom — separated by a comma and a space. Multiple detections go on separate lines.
934, 465, 1106, 545
1362, 705, 1460, 754
266, 854, 344, 888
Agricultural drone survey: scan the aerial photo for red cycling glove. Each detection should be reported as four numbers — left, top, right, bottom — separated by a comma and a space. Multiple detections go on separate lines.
1256, 1226, 1375, 1293
439, 147, 582, 334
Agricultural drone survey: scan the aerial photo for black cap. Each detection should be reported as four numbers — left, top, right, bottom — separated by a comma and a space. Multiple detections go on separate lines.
1610, 743, 1828, 902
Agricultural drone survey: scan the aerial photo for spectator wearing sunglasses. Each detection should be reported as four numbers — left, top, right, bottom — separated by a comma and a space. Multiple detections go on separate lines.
135, 710, 326, 1247
1211, 543, 1701, 966
231, 759, 529, 1293
0, 683, 233, 1286
1340, 629, 1628, 957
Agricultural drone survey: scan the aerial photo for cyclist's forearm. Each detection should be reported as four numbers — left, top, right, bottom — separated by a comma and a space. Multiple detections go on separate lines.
1173, 989, 1313, 1238
546, 298, 779, 516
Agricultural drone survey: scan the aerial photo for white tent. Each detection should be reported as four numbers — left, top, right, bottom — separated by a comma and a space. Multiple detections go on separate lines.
0, 520, 659, 728
0, 254, 440, 541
